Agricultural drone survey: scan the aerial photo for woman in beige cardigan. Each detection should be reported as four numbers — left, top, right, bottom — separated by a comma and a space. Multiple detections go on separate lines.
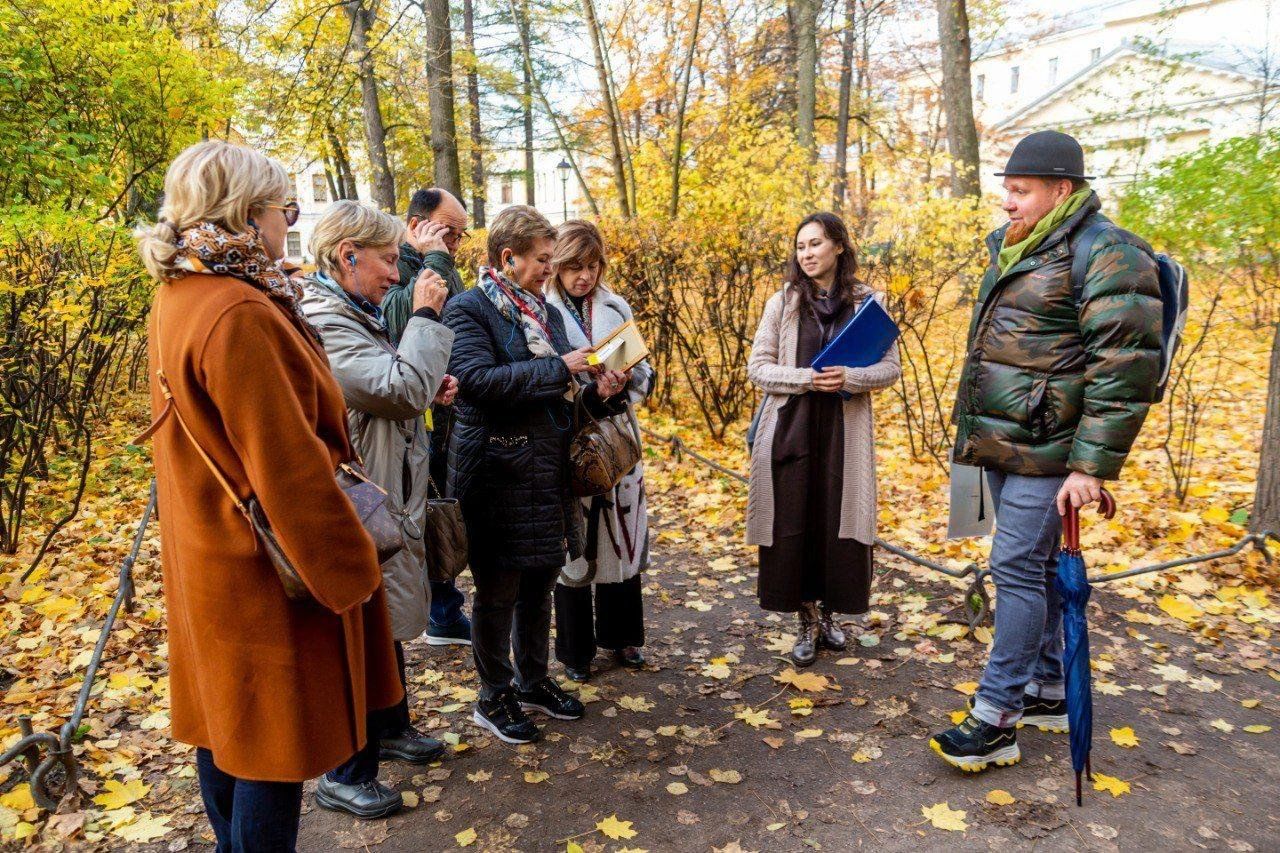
746, 212, 901, 667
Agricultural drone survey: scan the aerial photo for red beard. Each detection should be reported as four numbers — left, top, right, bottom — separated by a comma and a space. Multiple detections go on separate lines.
1005, 219, 1035, 245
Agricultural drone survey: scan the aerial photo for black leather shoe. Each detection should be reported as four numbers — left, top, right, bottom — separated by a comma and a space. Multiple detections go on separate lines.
314, 776, 403, 819
791, 603, 820, 667
615, 647, 645, 669
564, 665, 591, 683
473, 691, 540, 744
517, 677, 585, 721
817, 606, 847, 651
379, 724, 446, 764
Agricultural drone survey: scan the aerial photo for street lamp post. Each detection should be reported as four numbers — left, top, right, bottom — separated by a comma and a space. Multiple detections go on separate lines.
556, 158, 571, 222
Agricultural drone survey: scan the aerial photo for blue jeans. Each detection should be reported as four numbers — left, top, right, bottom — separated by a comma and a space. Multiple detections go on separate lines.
430, 579, 467, 628
972, 470, 1068, 728
196, 748, 302, 853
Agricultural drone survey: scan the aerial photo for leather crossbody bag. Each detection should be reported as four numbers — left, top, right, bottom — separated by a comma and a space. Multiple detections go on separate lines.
423, 477, 469, 583
569, 397, 641, 498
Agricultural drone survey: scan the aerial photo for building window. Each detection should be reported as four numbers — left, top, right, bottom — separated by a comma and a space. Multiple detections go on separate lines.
286, 231, 302, 258
1048, 57, 1059, 84
501, 177, 513, 204
1010, 66, 1020, 94
1090, 46, 1102, 64
975, 74, 985, 102
312, 173, 328, 204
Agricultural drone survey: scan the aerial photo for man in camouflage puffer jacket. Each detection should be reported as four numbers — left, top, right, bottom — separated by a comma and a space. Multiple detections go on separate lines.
931, 131, 1163, 774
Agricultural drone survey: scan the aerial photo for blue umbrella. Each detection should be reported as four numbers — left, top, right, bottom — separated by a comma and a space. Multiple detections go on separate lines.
1054, 487, 1116, 806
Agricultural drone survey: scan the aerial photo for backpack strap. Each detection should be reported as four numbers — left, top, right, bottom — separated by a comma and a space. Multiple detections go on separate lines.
1069, 218, 1110, 305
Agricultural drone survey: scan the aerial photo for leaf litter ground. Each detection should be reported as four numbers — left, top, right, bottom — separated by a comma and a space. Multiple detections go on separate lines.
2, 415, 1279, 851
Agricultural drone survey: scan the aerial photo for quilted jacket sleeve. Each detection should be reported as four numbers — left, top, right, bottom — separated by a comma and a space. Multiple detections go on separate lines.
1068, 232, 1163, 479
444, 293, 573, 404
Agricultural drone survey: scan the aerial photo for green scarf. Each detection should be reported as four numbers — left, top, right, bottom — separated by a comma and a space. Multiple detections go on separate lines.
997, 186, 1092, 274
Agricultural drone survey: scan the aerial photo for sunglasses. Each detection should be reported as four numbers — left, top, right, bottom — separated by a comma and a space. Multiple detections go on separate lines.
263, 201, 301, 226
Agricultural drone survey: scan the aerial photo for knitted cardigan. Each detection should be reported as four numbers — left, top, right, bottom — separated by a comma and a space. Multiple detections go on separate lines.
745, 283, 901, 547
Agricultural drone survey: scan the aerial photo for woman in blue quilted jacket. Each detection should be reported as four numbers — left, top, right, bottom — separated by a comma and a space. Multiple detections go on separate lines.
442, 205, 628, 745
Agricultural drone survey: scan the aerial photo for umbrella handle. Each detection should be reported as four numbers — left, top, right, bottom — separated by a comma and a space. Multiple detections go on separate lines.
1062, 487, 1116, 551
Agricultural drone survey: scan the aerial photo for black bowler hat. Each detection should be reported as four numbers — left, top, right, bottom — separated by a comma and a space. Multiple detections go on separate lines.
995, 130, 1094, 180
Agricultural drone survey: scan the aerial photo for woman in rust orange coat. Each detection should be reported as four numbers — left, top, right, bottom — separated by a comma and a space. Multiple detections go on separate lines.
135, 140, 401, 850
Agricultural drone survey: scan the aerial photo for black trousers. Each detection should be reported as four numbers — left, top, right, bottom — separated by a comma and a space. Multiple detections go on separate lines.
471, 563, 560, 700
326, 641, 410, 785
554, 574, 645, 670
197, 748, 302, 853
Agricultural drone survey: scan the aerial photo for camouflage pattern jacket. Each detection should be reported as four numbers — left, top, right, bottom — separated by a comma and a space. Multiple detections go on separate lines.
952, 192, 1163, 480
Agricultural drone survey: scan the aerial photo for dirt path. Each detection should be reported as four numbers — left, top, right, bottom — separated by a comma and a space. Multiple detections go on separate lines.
284, 513, 1280, 853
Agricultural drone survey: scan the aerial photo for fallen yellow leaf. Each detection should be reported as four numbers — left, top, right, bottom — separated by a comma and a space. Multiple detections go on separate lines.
1110, 726, 1140, 748
1092, 773, 1131, 797
709, 769, 743, 784
985, 790, 1015, 806
1243, 725, 1271, 734
524, 771, 550, 784
455, 827, 477, 847
1157, 594, 1203, 623
921, 802, 968, 832
93, 779, 149, 811
774, 668, 830, 692
952, 681, 979, 696
596, 814, 638, 840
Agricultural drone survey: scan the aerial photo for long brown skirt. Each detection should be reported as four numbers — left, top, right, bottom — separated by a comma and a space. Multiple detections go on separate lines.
757, 393, 873, 614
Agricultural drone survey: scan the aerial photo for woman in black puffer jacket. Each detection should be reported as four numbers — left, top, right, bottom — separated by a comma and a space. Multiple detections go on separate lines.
443, 205, 628, 745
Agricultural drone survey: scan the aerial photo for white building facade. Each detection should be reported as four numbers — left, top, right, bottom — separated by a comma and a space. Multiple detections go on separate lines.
903, 0, 1278, 195
484, 149, 592, 225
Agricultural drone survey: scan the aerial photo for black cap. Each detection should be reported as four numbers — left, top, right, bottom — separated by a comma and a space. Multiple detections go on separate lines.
994, 130, 1094, 180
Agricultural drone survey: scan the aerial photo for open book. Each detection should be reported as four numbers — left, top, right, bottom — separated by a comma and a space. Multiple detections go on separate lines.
586, 320, 650, 372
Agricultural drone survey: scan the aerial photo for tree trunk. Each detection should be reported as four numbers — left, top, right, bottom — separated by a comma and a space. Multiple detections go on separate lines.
346, 0, 396, 211
669, 0, 704, 219
934, 0, 982, 198
600, 34, 638, 215
508, 0, 601, 217
517, 1, 536, 205
1252, 322, 1280, 536
463, 0, 486, 226
794, 0, 817, 154
327, 122, 358, 199
582, 0, 631, 218
423, 0, 462, 197
832, 0, 855, 210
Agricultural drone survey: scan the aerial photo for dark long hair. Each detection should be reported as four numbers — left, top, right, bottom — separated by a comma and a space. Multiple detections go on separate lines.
785, 212, 869, 314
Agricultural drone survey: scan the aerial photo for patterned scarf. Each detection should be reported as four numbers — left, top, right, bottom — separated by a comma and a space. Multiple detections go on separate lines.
169, 221, 306, 324
478, 266, 559, 359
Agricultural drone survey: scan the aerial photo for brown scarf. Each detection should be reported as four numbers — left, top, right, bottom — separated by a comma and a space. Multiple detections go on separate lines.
169, 221, 306, 324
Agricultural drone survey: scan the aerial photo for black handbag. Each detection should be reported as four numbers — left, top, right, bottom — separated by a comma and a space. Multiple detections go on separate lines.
423, 478, 469, 583
569, 399, 642, 498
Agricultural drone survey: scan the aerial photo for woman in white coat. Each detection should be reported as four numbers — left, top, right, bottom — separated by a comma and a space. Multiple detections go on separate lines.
546, 220, 654, 682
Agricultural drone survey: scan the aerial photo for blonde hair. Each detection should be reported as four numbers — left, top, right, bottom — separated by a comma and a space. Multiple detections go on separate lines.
486, 205, 557, 266
135, 140, 291, 282
310, 200, 406, 278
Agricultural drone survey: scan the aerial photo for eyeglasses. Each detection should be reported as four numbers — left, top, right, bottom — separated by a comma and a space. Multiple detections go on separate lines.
263, 201, 301, 226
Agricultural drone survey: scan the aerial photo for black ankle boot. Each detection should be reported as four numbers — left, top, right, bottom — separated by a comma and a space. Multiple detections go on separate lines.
791, 602, 820, 667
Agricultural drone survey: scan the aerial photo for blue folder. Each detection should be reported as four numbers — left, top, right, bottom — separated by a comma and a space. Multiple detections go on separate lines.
810, 295, 900, 370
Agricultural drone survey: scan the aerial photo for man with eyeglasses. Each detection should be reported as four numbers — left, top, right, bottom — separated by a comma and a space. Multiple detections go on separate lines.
384, 188, 473, 649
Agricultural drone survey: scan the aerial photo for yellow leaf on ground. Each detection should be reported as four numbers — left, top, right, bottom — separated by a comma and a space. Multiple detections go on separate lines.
709, 769, 743, 784
93, 779, 149, 810
1157, 594, 1203, 623
0, 785, 34, 812
974, 626, 994, 644
596, 814, 638, 840
524, 771, 550, 784
1092, 773, 1131, 797
921, 802, 968, 832
950, 710, 968, 724
1202, 506, 1230, 524
666, 782, 688, 795
114, 813, 171, 843
953, 681, 979, 696
1211, 719, 1235, 733
736, 708, 780, 729
618, 695, 654, 713
774, 668, 830, 692
401, 791, 419, 808
1241, 699, 1260, 709
794, 728, 823, 739
455, 827, 477, 847
1243, 725, 1271, 734
1110, 726, 1140, 748
986, 790, 1015, 806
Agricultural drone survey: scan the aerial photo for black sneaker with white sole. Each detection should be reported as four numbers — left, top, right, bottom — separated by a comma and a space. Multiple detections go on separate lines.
929, 713, 1020, 772
1018, 695, 1069, 733
472, 691, 540, 744
967, 693, 1069, 733
516, 678, 585, 721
